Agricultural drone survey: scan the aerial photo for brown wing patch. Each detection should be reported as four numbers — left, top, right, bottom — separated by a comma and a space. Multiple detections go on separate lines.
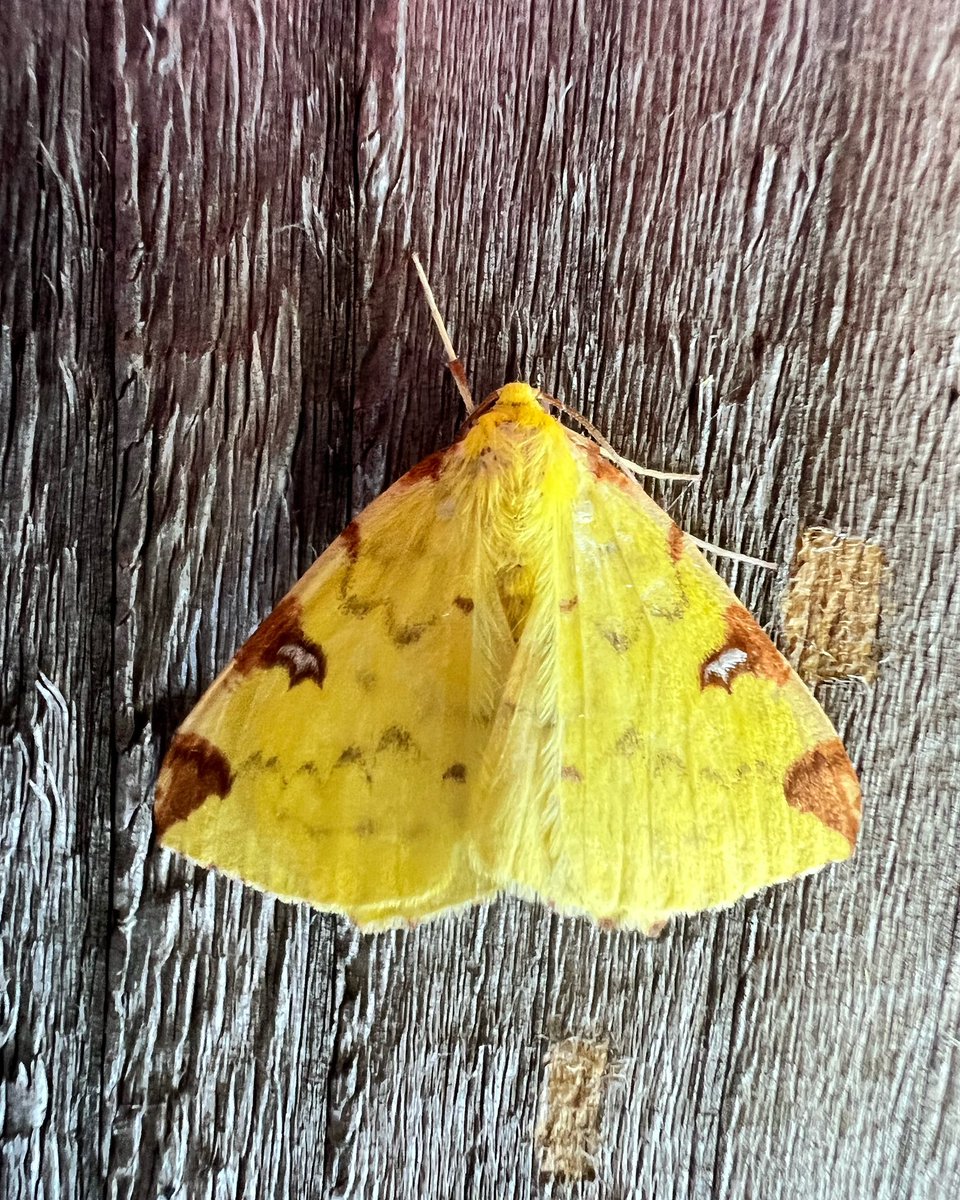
784, 739, 861, 848
667, 523, 684, 563
560, 596, 579, 613
585, 442, 631, 490
561, 764, 583, 783
155, 733, 233, 837
235, 595, 327, 688
700, 604, 791, 691
453, 595, 475, 613
442, 763, 467, 782
403, 448, 447, 484
341, 520, 362, 562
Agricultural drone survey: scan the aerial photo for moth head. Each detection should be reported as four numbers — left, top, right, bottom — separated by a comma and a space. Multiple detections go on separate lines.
459, 381, 550, 434
496, 381, 545, 411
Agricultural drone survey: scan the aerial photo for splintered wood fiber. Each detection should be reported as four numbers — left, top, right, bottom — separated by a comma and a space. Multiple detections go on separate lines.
782, 528, 884, 684
535, 1039, 609, 1181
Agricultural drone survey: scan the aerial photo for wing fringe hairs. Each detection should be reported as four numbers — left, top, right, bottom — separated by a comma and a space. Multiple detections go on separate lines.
155, 381, 861, 933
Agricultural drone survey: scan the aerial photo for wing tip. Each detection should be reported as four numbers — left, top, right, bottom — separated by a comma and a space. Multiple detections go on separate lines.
784, 737, 862, 851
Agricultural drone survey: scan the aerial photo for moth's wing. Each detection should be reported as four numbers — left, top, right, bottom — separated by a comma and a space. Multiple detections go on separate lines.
155, 447, 513, 928
477, 436, 861, 932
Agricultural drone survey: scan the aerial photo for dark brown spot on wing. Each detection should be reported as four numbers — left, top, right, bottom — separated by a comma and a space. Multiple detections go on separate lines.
341, 594, 373, 618
403, 448, 447, 484
454, 595, 475, 614
668, 523, 685, 563
378, 725, 417, 753
341, 520, 362, 562
275, 643, 328, 686
334, 746, 372, 784
560, 596, 579, 613
700, 604, 791, 692
155, 733, 233, 837
237, 750, 280, 773
235, 595, 327, 688
443, 763, 467, 782
784, 739, 861, 849
393, 622, 428, 646
561, 764, 583, 782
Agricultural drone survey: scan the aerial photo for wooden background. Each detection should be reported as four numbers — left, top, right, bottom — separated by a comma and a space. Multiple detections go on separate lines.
3, 0, 959, 1196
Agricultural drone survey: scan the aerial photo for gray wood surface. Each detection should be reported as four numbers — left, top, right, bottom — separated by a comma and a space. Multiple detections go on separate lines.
3, 1, 959, 1196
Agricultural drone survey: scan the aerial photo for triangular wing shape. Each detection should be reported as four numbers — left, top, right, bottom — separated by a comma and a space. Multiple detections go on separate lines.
156, 446, 516, 927
476, 430, 861, 931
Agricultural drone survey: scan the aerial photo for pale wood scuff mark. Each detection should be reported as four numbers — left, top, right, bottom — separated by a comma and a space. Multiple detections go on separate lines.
535, 1038, 610, 1181
783, 528, 885, 684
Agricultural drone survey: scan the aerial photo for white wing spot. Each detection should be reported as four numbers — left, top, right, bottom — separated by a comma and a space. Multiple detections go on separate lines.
702, 647, 749, 684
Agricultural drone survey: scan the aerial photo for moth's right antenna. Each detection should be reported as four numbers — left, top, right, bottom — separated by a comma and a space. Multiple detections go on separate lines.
412, 252, 474, 414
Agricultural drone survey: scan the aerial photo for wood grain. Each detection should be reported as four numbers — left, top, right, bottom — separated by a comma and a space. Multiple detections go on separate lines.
2, 0, 959, 1196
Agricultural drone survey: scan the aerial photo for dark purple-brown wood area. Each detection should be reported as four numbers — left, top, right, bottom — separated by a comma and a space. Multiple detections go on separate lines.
2, 1, 958, 1196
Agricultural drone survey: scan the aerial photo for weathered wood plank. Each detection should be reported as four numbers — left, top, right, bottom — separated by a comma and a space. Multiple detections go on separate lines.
2, 0, 959, 1197
102, 2, 355, 1197
0, 2, 115, 1197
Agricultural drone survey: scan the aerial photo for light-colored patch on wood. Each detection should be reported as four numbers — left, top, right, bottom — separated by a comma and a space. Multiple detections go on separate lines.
782, 528, 884, 683
535, 1038, 609, 1180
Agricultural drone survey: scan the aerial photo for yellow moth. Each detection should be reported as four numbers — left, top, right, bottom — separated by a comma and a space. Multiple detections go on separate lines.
155, 273, 861, 934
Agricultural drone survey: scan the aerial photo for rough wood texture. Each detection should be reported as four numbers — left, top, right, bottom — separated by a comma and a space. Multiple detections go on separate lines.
3, 1, 959, 1196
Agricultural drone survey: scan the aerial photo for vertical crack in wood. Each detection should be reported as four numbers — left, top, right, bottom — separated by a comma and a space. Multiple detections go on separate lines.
321, 920, 370, 1197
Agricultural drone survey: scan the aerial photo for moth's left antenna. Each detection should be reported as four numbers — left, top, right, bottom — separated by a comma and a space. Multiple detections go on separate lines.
412, 253, 474, 414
